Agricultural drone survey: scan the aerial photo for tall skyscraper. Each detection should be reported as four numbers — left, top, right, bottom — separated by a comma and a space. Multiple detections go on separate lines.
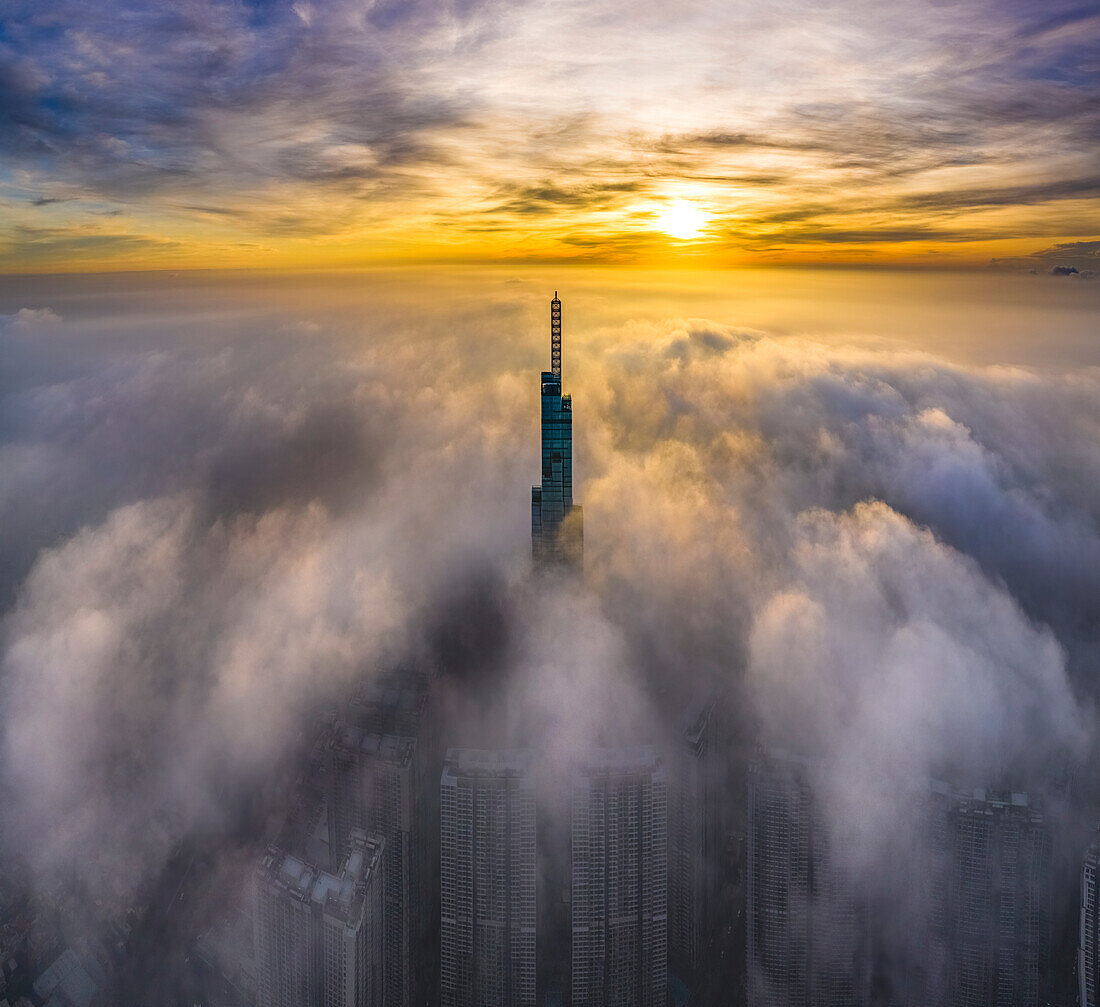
531, 292, 583, 567
746, 751, 870, 1007
1081, 837, 1100, 1007
669, 695, 719, 978
327, 726, 420, 1007
939, 788, 1051, 1007
253, 829, 385, 1007
440, 749, 537, 1007
570, 747, 668, 1007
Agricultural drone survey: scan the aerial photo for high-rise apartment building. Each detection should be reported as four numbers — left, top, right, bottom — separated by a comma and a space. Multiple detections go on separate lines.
327, 726, 420, 1007
531, 293, 582, 567
937, 788, 1051, 1007
669, 695, 719, 978
1081, 837, 1100, 1007
253, 829, 385, 1007
747, 771, 1053, 1007
571, 747, 668, 1007
440, 749, 537, 1007
746, 751, 870, 1007
346, 668, 440, 1004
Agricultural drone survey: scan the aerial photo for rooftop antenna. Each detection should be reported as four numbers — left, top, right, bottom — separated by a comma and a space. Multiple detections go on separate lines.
551, 291, 561, 378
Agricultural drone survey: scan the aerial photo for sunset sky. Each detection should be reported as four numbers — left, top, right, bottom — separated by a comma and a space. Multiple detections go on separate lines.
4, 5, 1100, 998
3, 0, 1099, 272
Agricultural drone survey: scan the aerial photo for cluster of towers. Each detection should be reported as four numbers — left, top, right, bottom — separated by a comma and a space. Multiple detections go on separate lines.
242, 294, 1090, 1007
243, 297, 716, 1007
248, 680, 715, 1007
746, 752, 1056, 1007
438, 745, 671, 1007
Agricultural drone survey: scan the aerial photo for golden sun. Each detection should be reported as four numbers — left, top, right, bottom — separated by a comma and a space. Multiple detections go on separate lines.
654, 201, 709, 240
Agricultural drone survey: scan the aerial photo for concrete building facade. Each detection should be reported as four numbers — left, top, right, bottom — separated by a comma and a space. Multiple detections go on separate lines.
253, 829, 385, 1007
440, 749, 537, 1007
571, 747, 668, 1007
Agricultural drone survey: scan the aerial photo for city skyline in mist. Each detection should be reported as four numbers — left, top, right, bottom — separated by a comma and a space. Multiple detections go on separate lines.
1, 1, 1099, 1004
2, 272, 1099, 1000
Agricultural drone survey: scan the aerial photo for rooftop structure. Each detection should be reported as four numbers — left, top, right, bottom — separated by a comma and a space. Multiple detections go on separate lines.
253, 830, 385, 1007
443, 748, 534, 779
32, 950, 98, 1007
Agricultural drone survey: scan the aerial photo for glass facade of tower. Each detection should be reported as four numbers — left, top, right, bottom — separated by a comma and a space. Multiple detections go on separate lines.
534, 371, 572, 529
532, 295, 582, 566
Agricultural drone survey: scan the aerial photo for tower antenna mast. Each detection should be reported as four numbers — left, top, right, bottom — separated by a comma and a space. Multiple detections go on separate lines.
551, 291, 561, 378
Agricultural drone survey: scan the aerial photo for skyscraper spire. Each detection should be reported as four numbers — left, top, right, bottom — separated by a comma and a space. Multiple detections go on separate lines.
551, 291, 561, 378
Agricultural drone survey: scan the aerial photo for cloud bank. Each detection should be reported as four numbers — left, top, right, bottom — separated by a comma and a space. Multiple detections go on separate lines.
1, 274, 1098, 994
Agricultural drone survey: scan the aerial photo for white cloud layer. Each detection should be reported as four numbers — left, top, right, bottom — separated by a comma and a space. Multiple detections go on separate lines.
1, 277, 1098, 987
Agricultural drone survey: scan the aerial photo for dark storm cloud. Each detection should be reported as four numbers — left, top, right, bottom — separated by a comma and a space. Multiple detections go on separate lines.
1037, 239, 1100, 281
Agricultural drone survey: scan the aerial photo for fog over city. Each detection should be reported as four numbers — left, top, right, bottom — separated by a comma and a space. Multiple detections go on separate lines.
1, 269, 1097, 1000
